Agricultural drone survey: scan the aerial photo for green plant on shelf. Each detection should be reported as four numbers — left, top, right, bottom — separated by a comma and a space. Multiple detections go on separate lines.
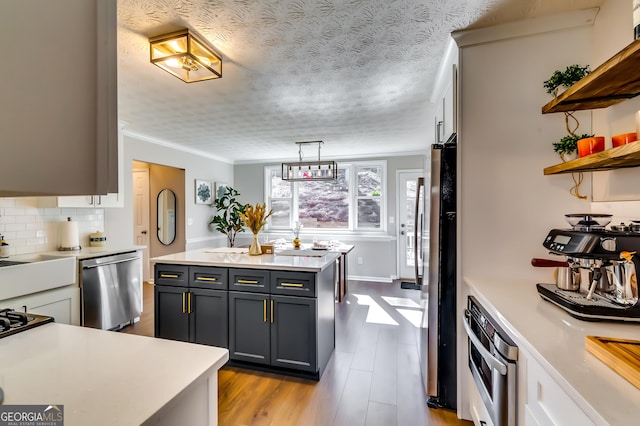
553, 133, 594, 157
543, 64, 590, 96
543, 64, 591, 200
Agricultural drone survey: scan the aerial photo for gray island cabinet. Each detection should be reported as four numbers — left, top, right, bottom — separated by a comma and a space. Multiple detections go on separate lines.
151, 249, 339, 380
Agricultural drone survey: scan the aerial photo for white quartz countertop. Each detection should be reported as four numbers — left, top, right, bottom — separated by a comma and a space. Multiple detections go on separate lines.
0, 323, 228, 425
151, 248, 340, 272
39, 245, 145, 260
465, 276, 640, 425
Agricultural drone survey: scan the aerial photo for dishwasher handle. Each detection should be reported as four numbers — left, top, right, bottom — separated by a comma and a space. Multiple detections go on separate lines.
463, 310, 507, 376
82, 255, 140, 269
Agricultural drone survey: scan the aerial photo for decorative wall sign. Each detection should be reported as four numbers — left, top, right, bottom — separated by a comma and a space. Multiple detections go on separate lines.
195, 179, 213, 204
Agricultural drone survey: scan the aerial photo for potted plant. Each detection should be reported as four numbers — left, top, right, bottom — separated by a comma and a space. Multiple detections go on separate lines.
209, 186, 247, 247
553, 133, 594, 160
543, 64, 590, 97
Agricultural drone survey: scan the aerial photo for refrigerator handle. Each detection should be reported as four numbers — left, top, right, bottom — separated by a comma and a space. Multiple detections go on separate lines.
414, 177, 424, 285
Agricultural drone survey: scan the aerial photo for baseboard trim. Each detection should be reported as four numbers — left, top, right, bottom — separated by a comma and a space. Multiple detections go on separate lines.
348, 275, 393, 283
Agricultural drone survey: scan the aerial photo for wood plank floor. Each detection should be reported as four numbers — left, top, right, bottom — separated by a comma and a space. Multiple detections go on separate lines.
120, 281, 471, 426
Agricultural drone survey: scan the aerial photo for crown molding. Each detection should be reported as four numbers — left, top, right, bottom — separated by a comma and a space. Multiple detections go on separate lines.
452, 7, 599, 48
122, 129, 234, 164
233, 149, 427, 165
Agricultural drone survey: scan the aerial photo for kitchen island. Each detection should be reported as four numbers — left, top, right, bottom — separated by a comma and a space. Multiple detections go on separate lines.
151, 248, 339, 379
0, 323, 229, 425
465, 276, 640, 425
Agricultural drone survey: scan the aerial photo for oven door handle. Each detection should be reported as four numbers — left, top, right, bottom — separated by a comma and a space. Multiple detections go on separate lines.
463, 311, 507, 376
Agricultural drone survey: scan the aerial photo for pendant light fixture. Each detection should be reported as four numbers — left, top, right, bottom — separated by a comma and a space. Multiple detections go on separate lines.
149, 29, 222, 83
281, 141, 338, 181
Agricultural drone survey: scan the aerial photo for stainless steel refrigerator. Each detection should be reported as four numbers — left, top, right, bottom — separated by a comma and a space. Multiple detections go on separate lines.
417, 132, 457, 409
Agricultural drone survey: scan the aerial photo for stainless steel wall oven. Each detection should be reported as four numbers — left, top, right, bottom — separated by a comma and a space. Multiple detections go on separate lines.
463, 296, 518, 426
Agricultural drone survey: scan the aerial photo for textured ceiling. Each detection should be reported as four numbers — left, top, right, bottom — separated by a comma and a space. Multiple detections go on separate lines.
117, 0, 604, 164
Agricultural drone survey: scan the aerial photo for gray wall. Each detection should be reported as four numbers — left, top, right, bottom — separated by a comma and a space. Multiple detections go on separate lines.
105, 133, 234, 251
234, 154, 425, 281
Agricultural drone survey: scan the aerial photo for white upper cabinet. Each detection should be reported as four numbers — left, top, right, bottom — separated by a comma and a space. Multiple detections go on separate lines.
0, 0, 117, 197
443, 64, 457, 141
432, 41, 458, 144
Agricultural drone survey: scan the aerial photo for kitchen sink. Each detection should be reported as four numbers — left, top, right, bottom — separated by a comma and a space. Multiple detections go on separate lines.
0, 256, 76, 301
0, 260, 29, 267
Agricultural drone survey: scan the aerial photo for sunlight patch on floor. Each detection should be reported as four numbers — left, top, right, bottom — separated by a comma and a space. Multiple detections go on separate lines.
381, 296, 420, 308
396, 308, 422, 327
353, 294, 399, 325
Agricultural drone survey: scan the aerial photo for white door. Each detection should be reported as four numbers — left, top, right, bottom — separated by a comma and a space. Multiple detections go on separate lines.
397, 170, 424, 281
133, 169, 151, 282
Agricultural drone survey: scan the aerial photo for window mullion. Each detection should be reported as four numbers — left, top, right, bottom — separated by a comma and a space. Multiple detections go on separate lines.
292, 182, 299, 229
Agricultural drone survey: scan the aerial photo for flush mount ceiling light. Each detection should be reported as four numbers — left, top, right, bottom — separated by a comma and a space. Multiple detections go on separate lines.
149, 29, 222, 83
281, 141, 338, 181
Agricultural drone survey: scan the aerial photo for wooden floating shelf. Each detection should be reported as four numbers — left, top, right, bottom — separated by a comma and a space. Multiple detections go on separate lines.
542, 39, 640, 113
544, 142, 640, 175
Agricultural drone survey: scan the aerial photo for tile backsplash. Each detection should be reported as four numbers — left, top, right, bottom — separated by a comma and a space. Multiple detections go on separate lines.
0, 198, 104, 256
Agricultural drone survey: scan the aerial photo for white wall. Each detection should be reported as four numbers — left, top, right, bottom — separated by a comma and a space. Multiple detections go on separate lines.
105, 133, 234, 251
454, 10, 595, 420
0, 198, 104, 255
591, 0, 640, 211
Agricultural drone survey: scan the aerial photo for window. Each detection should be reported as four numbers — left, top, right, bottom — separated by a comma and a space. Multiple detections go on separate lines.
265, 161, 386, 232
356, 165, 382, 229
268, 168, 292, 227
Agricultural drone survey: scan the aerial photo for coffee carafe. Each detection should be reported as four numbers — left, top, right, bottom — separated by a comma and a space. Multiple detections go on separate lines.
604, 252, 639, 305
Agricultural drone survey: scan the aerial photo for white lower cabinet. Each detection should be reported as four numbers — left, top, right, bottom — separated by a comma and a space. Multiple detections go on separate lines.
4, 285, 80, 326
523, 353, 595, 426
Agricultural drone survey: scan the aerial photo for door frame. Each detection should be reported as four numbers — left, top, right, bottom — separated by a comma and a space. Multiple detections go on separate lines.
133, 168, 151, 282
396, 169, 424, 281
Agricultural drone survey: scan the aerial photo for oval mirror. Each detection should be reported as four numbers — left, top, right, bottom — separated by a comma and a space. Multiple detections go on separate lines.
157, 189, 176, 245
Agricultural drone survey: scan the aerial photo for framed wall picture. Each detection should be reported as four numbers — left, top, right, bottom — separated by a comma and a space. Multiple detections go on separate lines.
215, 182, 230, 201
195, 179, 213, 204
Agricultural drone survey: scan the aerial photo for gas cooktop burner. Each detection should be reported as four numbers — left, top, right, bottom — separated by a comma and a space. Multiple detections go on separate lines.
0, 308, 54, 338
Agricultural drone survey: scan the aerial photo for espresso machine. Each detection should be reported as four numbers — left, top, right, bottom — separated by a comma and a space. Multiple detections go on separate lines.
537, 214, 640, 322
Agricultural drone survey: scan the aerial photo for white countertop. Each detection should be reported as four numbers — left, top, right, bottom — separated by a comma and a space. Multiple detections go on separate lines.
39, 245, 145, 260
465, 276, 640, 425
151, 248, 340, 272
0, 323, 228, 425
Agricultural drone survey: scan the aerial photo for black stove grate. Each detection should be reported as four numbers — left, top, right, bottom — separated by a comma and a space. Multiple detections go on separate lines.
0, 308, 54, 337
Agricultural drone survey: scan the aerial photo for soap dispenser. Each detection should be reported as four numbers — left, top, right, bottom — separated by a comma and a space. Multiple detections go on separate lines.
0, 235, 8, 258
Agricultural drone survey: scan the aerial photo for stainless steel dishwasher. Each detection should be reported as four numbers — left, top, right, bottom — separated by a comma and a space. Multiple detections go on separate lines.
80, 251, 142, 330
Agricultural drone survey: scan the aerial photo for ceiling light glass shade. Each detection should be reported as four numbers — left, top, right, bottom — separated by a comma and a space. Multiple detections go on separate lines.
281, 161, 338, 181
281, 141, 337, 181
149, 29, 222, 83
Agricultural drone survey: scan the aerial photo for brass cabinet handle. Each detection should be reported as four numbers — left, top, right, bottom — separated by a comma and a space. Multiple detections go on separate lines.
182, 292, 186, 313
281, 282, 303, 287
237, 279, 260, 284
188, 292, 192, 314
263, 299, 267, 322
161, 273, 179, 278
271, 300, 274, 323
196, 276, 217, 281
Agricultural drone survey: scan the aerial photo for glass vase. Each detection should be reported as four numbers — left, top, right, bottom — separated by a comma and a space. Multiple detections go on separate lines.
249, 233, 262, 256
